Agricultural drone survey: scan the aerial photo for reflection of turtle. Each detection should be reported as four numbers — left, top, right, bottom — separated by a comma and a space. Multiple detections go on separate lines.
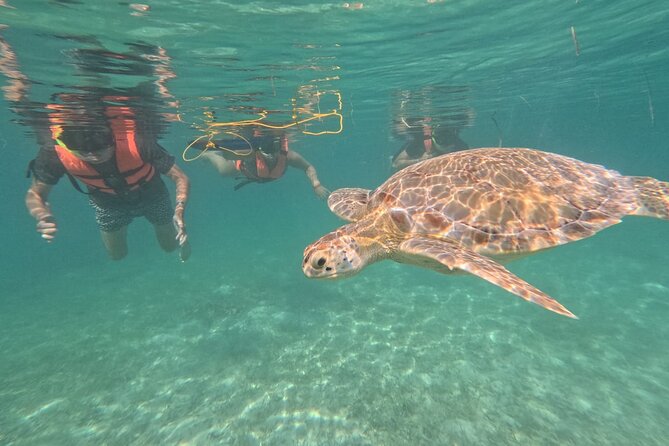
303, 148, 669, 318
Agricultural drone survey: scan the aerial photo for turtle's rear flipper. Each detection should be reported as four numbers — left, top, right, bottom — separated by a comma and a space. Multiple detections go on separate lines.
397, 237, 577, 319
629, 176, 669, 220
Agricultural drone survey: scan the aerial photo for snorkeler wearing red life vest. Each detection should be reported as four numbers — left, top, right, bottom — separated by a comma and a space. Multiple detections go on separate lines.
193, 127, 330, 198
26, 106, 191, 261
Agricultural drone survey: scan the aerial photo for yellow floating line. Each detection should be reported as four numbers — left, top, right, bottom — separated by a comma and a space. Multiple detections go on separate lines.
183, 92, 344, 161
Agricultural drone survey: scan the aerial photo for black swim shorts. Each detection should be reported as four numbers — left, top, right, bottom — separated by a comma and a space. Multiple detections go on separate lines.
91, 190, 173, 233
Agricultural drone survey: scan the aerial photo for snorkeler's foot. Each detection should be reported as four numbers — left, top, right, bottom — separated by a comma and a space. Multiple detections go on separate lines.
179, 241, 192, 263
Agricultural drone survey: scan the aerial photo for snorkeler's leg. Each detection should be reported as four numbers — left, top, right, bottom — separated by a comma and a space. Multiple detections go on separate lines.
202, 152, 239, 176
154, 222, 178, 252
93, 200, 131, 260
101, 226, 129, 261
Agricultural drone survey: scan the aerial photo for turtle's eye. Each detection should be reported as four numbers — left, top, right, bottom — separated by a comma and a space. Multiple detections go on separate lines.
310, 256, 327, 270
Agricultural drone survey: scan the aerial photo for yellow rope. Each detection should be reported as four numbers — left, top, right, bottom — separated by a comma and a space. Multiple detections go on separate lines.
183, 91, 344, 161
182, 131, 254, 162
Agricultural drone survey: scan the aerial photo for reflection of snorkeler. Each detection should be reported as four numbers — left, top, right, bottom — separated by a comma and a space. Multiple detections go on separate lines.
391, 117, 468, 170
191, 126, 330, 199
0, 26, 28, 103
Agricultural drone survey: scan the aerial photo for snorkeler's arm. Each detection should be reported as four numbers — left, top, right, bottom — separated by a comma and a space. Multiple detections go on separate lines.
26, 179, 57, 242
287, 151, 329, 199
165, 164, 190, 246
166, 164, 189, 206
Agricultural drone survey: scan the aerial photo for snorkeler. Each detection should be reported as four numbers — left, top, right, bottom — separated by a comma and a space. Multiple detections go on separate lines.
391, 117, 469, 170
192, 126, 330, 199
26, 111, 192, 262
18, 43, 191, 261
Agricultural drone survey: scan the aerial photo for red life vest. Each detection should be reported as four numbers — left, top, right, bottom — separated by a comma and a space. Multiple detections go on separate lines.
51, 107, 155, 194
422, 125, 433, 154
235, 134, 288, 181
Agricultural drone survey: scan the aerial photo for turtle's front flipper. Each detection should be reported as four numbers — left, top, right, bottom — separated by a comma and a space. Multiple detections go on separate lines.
328, 188, 371, 222
397, 237, 577, 318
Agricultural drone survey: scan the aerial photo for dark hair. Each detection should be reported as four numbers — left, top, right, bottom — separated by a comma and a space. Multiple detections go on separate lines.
59, 126, 114, 153
256, 135, 281, 155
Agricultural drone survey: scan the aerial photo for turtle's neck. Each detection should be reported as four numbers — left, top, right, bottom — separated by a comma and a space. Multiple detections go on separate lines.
347, 218, 405, 265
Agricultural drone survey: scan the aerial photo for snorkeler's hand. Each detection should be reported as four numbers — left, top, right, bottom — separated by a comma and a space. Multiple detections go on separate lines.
173, 206, 188, 246
313, 184, 331, 200
36, 215, 57, 242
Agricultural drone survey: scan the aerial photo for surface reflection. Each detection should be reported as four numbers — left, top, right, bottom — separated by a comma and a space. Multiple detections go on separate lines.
0, 28, 178, 143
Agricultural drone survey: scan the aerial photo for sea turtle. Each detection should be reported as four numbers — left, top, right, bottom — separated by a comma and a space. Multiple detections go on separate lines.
302, 148, 669, 318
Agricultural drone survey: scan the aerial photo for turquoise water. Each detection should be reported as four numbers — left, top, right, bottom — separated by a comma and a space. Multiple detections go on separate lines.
1, 1, 668, 444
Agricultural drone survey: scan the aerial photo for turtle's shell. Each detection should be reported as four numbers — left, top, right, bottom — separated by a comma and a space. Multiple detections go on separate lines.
369, 148, 637, 254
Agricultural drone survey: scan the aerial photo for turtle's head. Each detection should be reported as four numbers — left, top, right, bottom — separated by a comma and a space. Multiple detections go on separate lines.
302, 231, 365, 279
